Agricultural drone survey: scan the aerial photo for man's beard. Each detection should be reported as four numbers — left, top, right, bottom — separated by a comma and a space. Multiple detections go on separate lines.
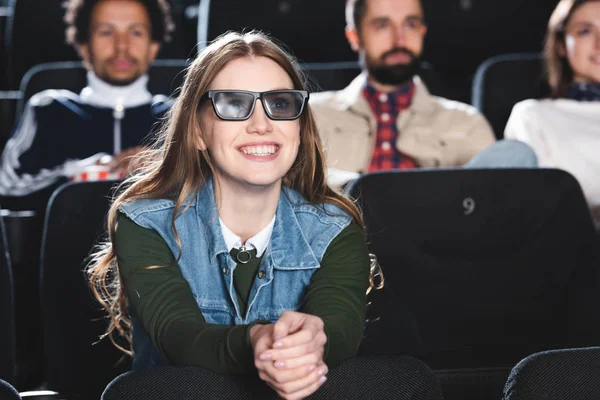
90, 53, 143, 86
362, 47, 421, 86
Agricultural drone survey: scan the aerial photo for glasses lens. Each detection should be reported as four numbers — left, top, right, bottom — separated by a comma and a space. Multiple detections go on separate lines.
263, 91, 304, 119
213, 92, 255, 119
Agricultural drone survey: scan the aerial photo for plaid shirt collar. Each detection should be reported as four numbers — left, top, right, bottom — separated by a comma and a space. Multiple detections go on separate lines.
362, 79, 416, 114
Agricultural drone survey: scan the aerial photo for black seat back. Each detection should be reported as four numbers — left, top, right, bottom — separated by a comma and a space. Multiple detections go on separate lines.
472, 53, 550, 138
347, 169, 599, 370
0, 91, 20, 153
0, 214, 16, 385
0, 379, 20, 400
17, 59, 188, 116
40, 180, 129, 399
102, 355, 443, 400
503, 347, 600, 400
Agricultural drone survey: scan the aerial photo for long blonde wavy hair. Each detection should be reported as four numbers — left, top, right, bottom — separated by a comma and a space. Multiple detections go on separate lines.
87, 31, 363, 355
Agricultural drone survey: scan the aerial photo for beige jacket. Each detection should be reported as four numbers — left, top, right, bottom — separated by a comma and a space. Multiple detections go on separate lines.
310, 73, 495, 172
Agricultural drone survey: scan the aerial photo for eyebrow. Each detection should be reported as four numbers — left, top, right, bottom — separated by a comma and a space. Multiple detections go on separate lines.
92, 22, 150, 30
368, 14, 423, 25
369, 16, 390, 25
568, 20, 597, 27
406, 15, 424, 23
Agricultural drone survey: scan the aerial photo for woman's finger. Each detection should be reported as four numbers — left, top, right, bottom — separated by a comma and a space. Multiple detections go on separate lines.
280, 376, 327, 400
272, 311, 307, 340
272, 328, 313, 350
263, 331, 326, 361
271, 364, 328, 399
263, 362, 320, 385
272, 352, 322, 370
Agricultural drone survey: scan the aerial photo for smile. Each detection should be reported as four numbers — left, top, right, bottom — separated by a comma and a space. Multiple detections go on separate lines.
240, 144, 279, 156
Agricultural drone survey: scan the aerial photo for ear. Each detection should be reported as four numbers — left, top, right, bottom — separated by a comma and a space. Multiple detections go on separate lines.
345, 28, 361, 53
195, 125, 207, 151
78, 43, 92, 66
557, 40, 567, 57
148, 41, 160, 64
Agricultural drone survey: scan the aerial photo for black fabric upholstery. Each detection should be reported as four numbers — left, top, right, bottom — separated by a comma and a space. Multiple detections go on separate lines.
17, 60, 189, 116
199, 0, 354, 63
346, 169, 599, 398
0, 216, 16, 385
102, 355, 444, 400
437, 367, 511, 400
471, 53, 549, 139
0, 92, 20, 150
0, 379, 20, 400
503, 347, 600, 400
40, 181, 129, 400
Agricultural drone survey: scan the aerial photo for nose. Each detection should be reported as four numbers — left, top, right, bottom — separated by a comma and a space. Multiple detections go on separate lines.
115, 32, 129, 54
392, 24, 406, 47
246, 100, 273, 135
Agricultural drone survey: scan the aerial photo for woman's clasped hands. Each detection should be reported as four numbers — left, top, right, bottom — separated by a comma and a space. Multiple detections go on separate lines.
250, 311, 328, 400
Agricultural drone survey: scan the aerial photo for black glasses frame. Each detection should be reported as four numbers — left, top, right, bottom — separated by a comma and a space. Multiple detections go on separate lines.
200, 89, 310, 121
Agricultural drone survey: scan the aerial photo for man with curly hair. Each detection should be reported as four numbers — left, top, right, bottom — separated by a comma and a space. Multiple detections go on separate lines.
0, 0, 175, 199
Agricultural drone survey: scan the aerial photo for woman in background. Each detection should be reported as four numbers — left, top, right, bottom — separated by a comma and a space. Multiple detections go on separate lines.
505, 0, 600, 225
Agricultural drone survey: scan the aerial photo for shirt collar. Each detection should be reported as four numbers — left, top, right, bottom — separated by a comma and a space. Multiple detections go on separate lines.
363, 79, 415, 113
364, 79, 414, 99
80, 71, 152, 109
219, 216, 276, 257
196, 179, 320, 269
336, 72, 434, 116
566, 82, 600, 102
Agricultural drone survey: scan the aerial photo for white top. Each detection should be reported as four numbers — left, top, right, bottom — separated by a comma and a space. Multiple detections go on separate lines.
219, 216, 276, 257
80, 71, 152, 109
504, 98, 600, 225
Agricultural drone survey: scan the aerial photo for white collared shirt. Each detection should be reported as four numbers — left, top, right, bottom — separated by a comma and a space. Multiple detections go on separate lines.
219, 216, 276, 257
80, 71, 153, 109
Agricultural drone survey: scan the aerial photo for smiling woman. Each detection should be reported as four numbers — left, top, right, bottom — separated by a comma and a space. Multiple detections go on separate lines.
86, 31, 370, 400
195, 56, 305, 190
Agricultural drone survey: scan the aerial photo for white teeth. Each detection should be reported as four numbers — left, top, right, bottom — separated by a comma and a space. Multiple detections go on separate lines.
241, 145, 277, 156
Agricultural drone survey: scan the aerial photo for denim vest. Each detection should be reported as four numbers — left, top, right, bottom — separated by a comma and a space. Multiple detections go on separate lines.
119, 180, 351, 370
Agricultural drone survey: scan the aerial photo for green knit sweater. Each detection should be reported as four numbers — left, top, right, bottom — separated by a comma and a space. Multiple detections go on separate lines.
115, 213, 369, 374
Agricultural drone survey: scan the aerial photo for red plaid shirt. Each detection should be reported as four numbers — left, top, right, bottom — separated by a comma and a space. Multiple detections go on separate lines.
363, 82, 417, 172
